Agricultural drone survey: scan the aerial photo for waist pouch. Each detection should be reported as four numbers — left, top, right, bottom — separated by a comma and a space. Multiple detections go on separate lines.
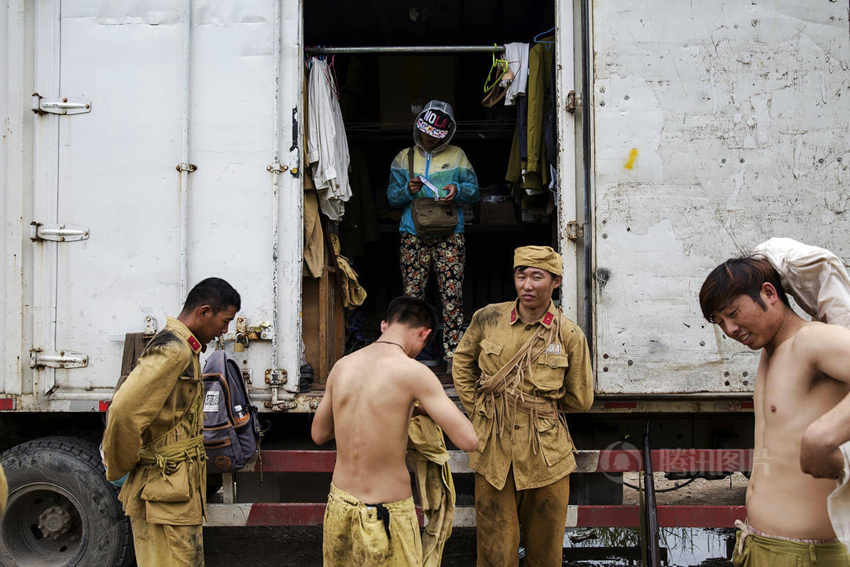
139, 435, 204, 503
408, 148, 457, 238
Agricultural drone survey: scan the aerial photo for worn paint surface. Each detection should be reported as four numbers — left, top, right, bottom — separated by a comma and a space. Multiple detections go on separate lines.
593, 0, 850, 393
2, 0, 303, 408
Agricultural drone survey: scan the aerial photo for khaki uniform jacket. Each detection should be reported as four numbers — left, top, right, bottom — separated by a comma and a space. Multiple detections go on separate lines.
452, 301, 593, 491
102, 317, 206, 525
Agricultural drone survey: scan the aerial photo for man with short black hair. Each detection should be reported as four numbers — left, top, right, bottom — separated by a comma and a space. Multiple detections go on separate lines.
453, 245, 593, 567
312, 296, 477, 567
699, 255, 850, 565
102, 277, 241, 566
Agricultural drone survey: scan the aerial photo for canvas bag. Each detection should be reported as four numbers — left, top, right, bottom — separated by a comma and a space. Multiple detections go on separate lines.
409, 148, 458, 238
202, 350, 260, 474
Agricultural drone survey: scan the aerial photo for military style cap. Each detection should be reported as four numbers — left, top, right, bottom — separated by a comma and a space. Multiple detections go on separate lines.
514, 245, 562, 276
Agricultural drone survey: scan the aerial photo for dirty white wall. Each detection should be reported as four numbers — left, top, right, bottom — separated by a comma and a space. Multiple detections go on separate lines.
593, 0, 850, 394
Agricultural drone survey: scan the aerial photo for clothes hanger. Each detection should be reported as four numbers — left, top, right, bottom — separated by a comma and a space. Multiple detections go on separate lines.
482, 46, 510, 94
533, 27, 555, 45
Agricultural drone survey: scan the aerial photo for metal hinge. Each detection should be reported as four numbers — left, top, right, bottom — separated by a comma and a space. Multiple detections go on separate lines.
29, 349, 89, 369
566, 220, 584, 241
30, 221, 90, 242
176, 163, 197, 173
566, 90, 578, 114
32, 93, 91, 116
266, 161, 289, 174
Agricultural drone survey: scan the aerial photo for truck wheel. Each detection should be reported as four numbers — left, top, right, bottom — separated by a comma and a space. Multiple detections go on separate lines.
0, 436, 133, 567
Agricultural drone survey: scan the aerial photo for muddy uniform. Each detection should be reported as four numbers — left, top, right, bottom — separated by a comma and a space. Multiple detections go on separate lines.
733, 522, 850, 566
102, 317, 206, 567
323, 483, 422, 566
453, 300, 593, 567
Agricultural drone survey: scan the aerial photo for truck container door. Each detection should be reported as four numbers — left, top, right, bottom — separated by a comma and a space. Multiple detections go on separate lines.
32, 0, 304, 402
590, 0, 850, 395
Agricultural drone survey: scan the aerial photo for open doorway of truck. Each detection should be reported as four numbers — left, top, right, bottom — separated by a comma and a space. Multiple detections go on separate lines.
301, 0, 559, 386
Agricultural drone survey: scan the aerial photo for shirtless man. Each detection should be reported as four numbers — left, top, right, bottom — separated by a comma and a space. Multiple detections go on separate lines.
311, 296, 478, 567
700, 256, 850, 566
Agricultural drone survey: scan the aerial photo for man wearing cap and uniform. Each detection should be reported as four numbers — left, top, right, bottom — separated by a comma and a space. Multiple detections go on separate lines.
102, 277, 240, 566
452, 246, 594, 567
387, 99, 479, 367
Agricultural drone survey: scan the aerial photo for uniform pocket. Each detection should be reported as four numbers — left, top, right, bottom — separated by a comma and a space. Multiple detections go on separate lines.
536, 415, 568, 467
478, 339, 504, 375
532, 353, 569, 391
140, 462, 191, 503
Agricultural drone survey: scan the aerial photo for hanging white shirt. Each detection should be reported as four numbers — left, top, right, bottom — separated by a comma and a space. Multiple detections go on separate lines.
307, 57, 351, 221
503, 42, 529, 106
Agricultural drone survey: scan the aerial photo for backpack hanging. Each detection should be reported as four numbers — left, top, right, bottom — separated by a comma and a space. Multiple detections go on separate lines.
202, 350, 260, 474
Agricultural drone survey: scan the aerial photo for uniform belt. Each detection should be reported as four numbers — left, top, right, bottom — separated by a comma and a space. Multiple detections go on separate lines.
480, 388, 563, 456
138, 434, 205, 476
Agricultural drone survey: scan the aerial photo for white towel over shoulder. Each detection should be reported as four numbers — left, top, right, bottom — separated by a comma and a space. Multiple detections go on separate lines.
753, 237, 850, 327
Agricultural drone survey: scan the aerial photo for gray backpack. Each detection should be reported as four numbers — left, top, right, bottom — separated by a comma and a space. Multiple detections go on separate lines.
202, 350, 260, 474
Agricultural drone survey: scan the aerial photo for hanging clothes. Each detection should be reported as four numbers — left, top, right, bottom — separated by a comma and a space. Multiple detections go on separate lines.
505, 40, 556, 196
503, 42, 529, 106
328, 234, 367, 309
307, 57, 351, 221
303, 73, 325, 278
303, 174, 325, 279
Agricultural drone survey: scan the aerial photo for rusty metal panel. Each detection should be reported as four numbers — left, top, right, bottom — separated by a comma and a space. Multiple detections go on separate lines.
592, 0, 850, 393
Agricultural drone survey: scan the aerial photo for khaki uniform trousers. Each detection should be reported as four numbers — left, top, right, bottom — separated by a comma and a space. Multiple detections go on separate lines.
130, 516, 204, 567
732, 528, 850, 567
475, 468, 570, 567
323, 483, 422, 567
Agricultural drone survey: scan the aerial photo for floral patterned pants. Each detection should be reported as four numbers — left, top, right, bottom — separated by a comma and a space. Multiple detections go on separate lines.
399, 232, 465, 359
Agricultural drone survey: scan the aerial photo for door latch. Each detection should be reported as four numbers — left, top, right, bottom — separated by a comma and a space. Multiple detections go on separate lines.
30, 221, 90, 242
29, 349, 89, 369
32, 93, 92, 116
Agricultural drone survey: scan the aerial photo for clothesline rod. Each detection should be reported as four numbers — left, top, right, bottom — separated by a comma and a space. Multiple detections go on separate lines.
305, 45, 505, 55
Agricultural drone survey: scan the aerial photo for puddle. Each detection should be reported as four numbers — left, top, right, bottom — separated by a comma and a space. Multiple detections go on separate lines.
563, 527, 735, 566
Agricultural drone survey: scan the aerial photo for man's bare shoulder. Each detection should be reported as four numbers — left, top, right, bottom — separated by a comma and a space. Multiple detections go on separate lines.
791, 321, 850, 352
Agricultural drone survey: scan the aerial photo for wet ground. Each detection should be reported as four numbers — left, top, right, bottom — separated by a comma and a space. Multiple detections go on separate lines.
205, 471, 745, 565
204, 526, 736, 566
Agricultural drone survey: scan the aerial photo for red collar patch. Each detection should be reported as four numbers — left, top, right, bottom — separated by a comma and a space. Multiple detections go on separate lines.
542, 312, 554, 326
510, 308, 518, 324
187, 336, 201, 352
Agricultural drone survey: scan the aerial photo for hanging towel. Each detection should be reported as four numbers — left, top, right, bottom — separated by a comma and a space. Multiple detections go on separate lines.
827, 442, 850, 553
503, 42, 529, 106
408, 415, 456, 567
307, 57, 351, 221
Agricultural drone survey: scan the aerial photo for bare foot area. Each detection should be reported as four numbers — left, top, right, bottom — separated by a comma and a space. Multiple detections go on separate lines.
623, 472, 748, 505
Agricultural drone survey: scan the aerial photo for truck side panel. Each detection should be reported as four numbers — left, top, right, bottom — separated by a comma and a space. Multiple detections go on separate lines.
592, 0, 850, 394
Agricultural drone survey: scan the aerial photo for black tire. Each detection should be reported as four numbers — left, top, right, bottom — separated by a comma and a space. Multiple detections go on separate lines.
0, 436, 133, 567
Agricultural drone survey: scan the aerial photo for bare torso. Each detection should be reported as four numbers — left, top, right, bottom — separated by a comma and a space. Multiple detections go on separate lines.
328, 344, 418, 503
747, 322, 850, 539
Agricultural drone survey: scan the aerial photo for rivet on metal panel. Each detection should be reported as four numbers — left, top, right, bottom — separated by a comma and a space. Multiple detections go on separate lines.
176, 163, 197, 173
566, 220, 584, 241
566, 90, 578, 114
